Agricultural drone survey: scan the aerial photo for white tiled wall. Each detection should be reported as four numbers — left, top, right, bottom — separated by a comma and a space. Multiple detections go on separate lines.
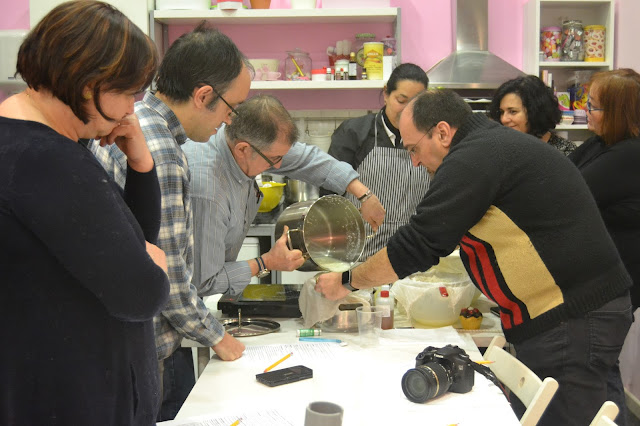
289, 109, 373, 144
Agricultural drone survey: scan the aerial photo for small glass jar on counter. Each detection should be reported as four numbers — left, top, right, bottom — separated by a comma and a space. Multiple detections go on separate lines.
561, 20, 585, 61
285, 48, 312, 81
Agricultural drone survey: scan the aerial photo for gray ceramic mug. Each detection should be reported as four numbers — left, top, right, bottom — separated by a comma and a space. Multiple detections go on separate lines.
304, 401, 343, 426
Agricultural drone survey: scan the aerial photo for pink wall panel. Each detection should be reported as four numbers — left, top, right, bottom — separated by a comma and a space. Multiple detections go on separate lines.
3, 0, 638, 107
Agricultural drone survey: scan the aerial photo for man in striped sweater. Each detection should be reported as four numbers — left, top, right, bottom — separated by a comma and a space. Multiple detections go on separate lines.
316, 89, 633, 426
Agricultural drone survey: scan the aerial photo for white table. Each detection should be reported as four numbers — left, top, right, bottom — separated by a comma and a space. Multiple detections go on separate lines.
172, 318, 519, 426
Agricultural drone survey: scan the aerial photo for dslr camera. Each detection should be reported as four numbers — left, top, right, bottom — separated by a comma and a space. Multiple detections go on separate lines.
401, 344, 475, 403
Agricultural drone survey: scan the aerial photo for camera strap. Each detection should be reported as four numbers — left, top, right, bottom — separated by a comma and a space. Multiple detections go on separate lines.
470, 362, 500, 387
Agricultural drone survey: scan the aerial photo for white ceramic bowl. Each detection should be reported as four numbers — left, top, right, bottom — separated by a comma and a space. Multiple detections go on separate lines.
248, 59, 280, 74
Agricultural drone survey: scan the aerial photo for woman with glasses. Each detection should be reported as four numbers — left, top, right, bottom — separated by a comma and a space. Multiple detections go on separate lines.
569, 68, 640, 424
327, 63, 430, 260
569, 68, 640, 309
489, 75, 577, 156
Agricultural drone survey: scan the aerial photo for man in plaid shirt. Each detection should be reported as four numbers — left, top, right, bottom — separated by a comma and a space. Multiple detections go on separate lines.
89, 23, 251, 420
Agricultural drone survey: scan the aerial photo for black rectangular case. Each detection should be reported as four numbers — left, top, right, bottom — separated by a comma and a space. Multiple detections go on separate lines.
255, 365, 313, 387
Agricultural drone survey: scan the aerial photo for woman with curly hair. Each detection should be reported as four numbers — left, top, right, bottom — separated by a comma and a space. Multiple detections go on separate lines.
489, 75, 577, 155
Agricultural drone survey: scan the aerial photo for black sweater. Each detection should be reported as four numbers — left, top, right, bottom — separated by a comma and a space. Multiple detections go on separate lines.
387, 114, 631, 343
0, 117, 169, 425
570, 135, 640, 308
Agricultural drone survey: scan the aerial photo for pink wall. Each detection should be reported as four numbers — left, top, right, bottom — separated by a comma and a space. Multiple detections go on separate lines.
3, 0, 639, 107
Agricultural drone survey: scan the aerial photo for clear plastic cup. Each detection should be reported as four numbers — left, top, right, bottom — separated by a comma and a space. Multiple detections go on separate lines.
356, 306, 384, 347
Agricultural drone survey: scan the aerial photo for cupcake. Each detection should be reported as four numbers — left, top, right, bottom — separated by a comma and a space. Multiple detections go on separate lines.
459, 307, 483, 330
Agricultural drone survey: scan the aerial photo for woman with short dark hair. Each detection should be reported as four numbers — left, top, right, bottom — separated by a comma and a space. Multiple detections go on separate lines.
489, 75, 577, 155
0, 1, 169, 424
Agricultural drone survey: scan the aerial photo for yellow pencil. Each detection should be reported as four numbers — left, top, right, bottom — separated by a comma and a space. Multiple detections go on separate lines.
264, 352, 293, 372
475, 360, 494, 365
229, 419, 241, 426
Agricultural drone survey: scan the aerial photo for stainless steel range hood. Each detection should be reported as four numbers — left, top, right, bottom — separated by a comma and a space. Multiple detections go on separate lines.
427, 0, 525, 89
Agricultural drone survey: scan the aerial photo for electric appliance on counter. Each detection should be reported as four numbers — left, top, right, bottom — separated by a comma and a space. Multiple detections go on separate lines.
218, 284, 302, 318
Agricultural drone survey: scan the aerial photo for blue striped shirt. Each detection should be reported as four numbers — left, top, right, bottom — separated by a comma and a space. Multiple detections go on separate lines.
182, 126, 359, 297
89, 92, 224, 360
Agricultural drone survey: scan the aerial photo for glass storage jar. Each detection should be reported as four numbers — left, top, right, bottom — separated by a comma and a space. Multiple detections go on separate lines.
561, 20, 585, 61
354, 32, 376, 66
285, 48, 312, 81
540, 26, 561, 61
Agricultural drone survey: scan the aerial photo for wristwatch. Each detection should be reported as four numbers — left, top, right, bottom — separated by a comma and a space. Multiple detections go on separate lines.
255, 256, 270, 279
342, 270, 357, 291
358, 190, 373, 203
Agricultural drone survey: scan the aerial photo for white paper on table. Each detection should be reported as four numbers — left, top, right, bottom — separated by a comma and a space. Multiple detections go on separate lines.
239, 342, 343, 366
157, 408, 295, 426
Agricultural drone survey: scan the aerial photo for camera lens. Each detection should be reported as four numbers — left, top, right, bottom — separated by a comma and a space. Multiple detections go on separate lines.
401, 362, 452, 403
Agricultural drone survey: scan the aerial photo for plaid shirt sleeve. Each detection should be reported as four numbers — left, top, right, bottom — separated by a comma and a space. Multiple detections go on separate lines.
89, 102, 226, 360
152, 158, 225, 359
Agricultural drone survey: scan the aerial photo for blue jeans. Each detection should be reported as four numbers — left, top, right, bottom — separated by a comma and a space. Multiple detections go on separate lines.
157, 347, 196, 422
513, 292, 632, 426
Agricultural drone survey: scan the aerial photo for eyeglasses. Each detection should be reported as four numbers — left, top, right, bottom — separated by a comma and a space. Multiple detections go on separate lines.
247, 142, 283, 168
406, 132, 429, 157
586, 96, 604, 113
210, 85, 240, 118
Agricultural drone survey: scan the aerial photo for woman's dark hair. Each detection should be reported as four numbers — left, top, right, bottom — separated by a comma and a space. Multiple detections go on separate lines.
384, 63, 429, 95
225, 94, 299, 151
17, 1, 158, 124
488, 75, 561, 138
156, 22, 247, 105
589, 68, 640, 145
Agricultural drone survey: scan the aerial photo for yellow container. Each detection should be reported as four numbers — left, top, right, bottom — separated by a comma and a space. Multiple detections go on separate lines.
258, 182, 286, 212
584, 25, 606, 62
363, 42, 384, 80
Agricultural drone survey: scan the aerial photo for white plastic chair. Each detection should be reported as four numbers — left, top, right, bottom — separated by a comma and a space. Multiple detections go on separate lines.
483, 336, 559, 426
589, 401, 619, 426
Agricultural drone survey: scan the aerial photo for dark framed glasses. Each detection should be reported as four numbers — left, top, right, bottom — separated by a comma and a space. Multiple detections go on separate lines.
247, 142, 283, 168
210, 85, 239, 118
586, 100, 604, 113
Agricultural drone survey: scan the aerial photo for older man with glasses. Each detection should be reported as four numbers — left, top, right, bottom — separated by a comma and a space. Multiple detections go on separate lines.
182, 94, 385, 317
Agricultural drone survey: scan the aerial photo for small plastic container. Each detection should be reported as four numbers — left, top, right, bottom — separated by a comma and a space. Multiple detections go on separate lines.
297, 329, 321, 337
380, 35, 396, 56
377, 289, 394, 330
584, 25, 606, 62
540, 26, 561, 61
311, 68, 327, 81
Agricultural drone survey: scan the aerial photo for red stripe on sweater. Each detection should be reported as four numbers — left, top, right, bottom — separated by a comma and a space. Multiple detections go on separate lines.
460, 236, 523, 328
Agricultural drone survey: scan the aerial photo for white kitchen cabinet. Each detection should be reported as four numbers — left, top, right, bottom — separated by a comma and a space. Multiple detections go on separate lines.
150, 7, 400, 91
523, 0, 614, 141
29, 0, 154, 34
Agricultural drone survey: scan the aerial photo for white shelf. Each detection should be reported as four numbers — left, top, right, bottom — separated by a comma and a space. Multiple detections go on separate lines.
152, 8, 399, 25
556, 124, 588, 130
538, 61, 612, 68
250, 80, 385, 90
